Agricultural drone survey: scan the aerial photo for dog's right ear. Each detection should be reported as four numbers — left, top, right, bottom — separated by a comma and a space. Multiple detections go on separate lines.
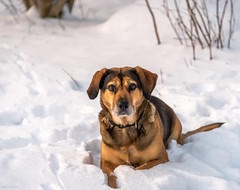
87, 68, 107, 99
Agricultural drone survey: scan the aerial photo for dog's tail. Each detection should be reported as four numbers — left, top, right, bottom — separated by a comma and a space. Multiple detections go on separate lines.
181, 122, 224, 142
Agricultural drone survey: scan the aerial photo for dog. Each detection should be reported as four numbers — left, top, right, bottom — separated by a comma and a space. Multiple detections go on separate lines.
87, 66, 223, 188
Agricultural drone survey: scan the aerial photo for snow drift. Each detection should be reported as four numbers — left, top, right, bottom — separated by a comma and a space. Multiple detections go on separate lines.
0, 0, 240, 189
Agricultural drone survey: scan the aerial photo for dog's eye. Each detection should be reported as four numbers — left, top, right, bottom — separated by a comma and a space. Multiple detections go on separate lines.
108, 85, 116, 92
129, 83, 137, 91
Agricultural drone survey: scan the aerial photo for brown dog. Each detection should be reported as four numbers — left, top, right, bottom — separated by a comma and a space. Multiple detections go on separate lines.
87, 66, 223, 188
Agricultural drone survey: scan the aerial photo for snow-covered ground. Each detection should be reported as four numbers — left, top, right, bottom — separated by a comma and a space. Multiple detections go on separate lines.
0, 0, 240, 189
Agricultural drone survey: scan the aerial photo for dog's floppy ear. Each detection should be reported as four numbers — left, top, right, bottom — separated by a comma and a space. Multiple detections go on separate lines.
135, 66, 158, 99
87, 68, 107, 99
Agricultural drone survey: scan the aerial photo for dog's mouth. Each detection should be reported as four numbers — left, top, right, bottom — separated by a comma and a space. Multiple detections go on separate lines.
112, 107, 135, 117
118, 110, 131, 116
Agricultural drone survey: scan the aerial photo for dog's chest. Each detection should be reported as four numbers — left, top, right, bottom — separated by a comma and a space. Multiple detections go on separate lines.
111, 128, 139, 147
119, 142, 158, 167
119, 145, 138, 166
110, 129, 157, 166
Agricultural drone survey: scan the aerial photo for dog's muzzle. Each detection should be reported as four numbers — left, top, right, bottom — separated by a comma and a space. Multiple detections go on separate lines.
115, 99, 136, 116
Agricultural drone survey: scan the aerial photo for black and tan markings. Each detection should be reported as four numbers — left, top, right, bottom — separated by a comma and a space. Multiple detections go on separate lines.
87, 66, 224, 189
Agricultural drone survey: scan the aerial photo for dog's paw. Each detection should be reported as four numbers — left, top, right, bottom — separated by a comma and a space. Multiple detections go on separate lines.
108, 173, 118, 189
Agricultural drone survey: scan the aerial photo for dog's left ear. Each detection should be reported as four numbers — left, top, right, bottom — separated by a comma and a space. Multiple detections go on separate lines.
87, 68, 107, 99
135, 66, 158, 99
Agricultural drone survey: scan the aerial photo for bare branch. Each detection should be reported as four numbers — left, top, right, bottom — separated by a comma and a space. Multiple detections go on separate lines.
216, 0, 220, 48
200, 0, 213, 59
62, 69, 81, 89
217, 0, 229, 48
190, 20, 196, 60
163, 0, 235, 59
192, 0, 213, 59
185, 0, 204, 49
174, 0, 191, 40
0, 0, 19, 22
228, 0, 235, 48
193, 0, 210, 43
183, 82, 191, 92
201, 0, 217, 40
184, 58, 191, 70
58, 17, 65, 31
162, 0, 183, 45
145, 0, 161, 44
160, 69, 164, 84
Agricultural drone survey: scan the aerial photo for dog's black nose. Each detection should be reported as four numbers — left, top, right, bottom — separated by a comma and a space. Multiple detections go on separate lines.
118, 101, 129, 111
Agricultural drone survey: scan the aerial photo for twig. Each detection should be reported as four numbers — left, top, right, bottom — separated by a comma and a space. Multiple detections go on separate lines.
192, 1, 210, 46
190, 20, 196, 60
192, 0, 213, 59
193, 0, 210, 41
220, 0, 229, 48
183, 82, 191, 92
228, 0, 235, 48
163, 0, 236, 60
201, 0, 213, 59
201, 1, 217, 40
0, 0, 19, 23
155, 89, 162, 96
52, 1, 66, 31
185, 0, 204, 49
174, 0, 193, 44
145, 0, 161, 45
9, 0, 19, 14
184, 58, 190, 70
216, 0, 229, 48
162, 0, 183, 45
160, 69, 164, 84
216, 0, 220, 48
62, 68, 81, 88
58, 17, 65, 31
56, 80, 63, 87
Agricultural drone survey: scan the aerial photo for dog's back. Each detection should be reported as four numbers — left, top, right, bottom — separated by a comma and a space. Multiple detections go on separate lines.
150, 95, 224, 146
150, 96, 175, 144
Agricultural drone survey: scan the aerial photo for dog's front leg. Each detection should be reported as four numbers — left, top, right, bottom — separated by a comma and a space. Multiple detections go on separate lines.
101, 160, 118, 188
135, 158, 168, 170
107, 172, 118, 189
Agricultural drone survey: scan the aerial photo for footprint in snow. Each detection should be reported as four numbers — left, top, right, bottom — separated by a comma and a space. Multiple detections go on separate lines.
196, 103, 210, 117
0, 111, 24, 126
84, 139, 101, 167
189, 82, 216, 94
41, 183, 62, 190
0, 137, 31, 150
205, 95, 227, 109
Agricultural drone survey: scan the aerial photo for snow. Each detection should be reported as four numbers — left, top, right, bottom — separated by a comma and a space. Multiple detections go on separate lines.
0, 0, 240, 189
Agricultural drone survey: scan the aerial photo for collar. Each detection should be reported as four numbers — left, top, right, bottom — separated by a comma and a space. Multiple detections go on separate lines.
109, 110, 144, 129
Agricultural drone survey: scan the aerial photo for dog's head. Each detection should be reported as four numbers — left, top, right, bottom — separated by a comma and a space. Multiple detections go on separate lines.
87, 66, 158, 117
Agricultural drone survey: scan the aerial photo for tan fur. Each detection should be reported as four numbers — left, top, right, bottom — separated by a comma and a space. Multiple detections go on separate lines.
99, 100, 168, 188
87, 66, 223, 188
100, 75, 144, 126
164, 114, 183, 147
